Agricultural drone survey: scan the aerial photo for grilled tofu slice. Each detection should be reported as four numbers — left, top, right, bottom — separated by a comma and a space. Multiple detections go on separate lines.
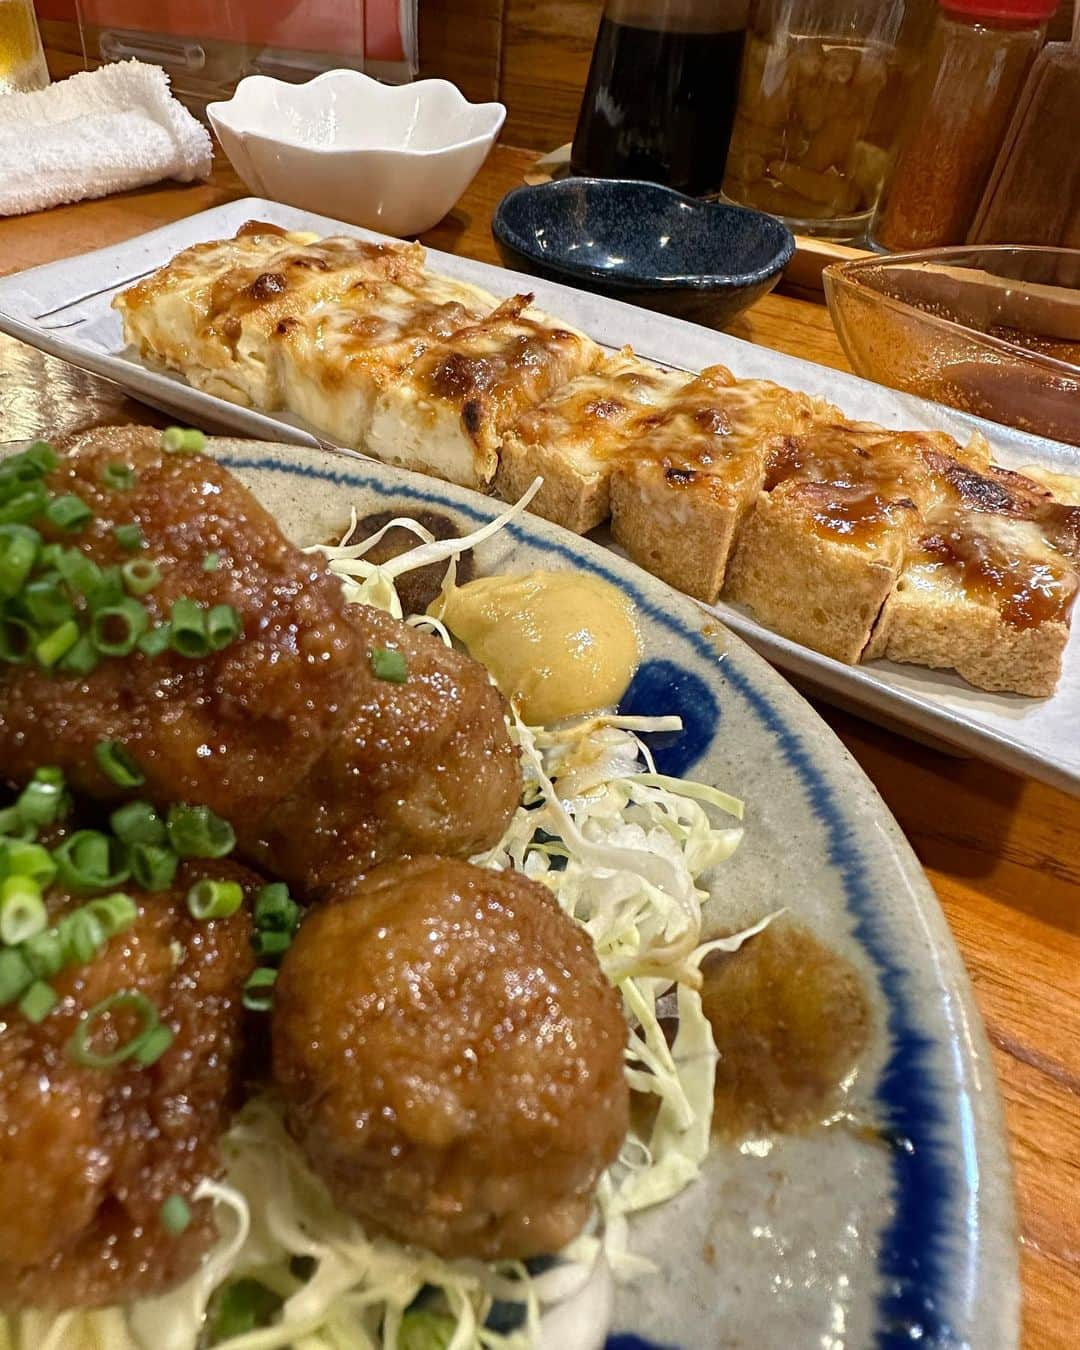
272, 270, 498, 450
364, 296, 602, 489
609, 367, 832, 603
724, 424, 947, 663
114, 222, 429, 411
864, 456, 1080, 696
493, 347, 686, 530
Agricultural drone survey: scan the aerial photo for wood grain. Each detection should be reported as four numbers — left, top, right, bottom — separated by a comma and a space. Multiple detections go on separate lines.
499, 0, 601, 150
0, 147, 1075, 1350
419, 0, 505, 104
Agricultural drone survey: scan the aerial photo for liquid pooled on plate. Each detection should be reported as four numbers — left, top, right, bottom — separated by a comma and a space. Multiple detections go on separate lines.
702, 917, 871, 1138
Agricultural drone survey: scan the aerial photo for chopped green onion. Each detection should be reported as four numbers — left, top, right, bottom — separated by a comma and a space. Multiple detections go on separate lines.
253, 883, 299, 933
0, 806, 24, 837
53, 829, 131, 892
94, 740, 145, 788
0, 483, 48, 526
84, 564, 123, 611
38, 542, 63, 569
0, 948, 32, 1003
168, 598, 209, 658
15, 767, 69, 827
121, 558, 161, 596
161, 427, 206, 455
90, 597, 149, 657
84, 892, 138, 941
59, 634, 98, 676
35, 619, 79, 668
45, 494, 93, 533
113, 523, 144, 553
186, 878, 243, 921
135, 1023, 174, 1067
129, 842, 179, 892
57, 908, 105, 964
0, 452, 43, 496
370, 647, 408, 682
166, 804, 235, 859
0, 876, 46, 945
101, 462, 136, 491
242, 966, 277, 1012
110, 800, 166, 846
206, 603, 242, 651
137, 623, 171, 658
253, 928, 291, 958
18, 980, 57, 1024
1, 838, 57, 887
25, 441, 59, 475
207, 1279, 283, 1342
56, 547, 101, 597
0, 610, 33, 664
22, 575, 74, 628
202, 552, 220, 572
22, 929, 63, 980
0, 523, 40, 598
66, 989, 161, 1069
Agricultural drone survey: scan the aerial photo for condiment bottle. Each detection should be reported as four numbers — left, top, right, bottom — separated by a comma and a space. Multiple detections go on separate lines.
571, 0, 751, 196
970, 1, 1080, 245
871, 0, 1058, 252
721, 0, 911, 240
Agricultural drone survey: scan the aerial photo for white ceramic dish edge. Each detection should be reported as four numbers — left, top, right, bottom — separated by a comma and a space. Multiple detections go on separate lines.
208, 74, 506, 236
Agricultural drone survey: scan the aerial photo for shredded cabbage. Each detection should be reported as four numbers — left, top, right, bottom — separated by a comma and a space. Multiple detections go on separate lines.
10, 492, 768, 1350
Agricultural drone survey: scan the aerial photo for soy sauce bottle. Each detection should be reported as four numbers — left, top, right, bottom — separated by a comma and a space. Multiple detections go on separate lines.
571, 0, 751, 196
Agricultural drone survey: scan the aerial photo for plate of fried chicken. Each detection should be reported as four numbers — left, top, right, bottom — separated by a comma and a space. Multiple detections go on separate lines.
0, 427, 1016, 1349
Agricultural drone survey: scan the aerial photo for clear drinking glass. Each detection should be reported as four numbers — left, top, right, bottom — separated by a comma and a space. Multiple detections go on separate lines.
0, 0, 49, 94
722, 0, 912, 239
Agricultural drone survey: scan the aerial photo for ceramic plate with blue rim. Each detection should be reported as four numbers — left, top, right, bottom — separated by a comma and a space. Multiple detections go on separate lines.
213, 437, 1017, 1350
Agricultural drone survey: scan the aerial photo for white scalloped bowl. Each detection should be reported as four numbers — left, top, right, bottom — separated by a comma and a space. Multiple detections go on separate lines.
208, 71, 506, 237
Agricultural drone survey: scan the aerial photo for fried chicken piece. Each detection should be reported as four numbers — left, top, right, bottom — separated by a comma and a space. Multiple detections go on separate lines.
0, 426, 365, 831
0, 428, 520, 893
0, 860, 256, 1308
249, 608, 522, 894
272, 858, 629, 1260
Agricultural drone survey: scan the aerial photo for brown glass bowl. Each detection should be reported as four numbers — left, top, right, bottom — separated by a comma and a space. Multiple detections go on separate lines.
824, 245, 1080, 446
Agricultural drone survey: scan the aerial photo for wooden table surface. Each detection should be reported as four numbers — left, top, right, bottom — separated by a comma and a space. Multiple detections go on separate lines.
0, 145, 1076, 1348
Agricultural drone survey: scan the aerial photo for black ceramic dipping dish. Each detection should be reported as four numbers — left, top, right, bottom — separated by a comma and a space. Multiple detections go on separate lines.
492, 178, 796, 329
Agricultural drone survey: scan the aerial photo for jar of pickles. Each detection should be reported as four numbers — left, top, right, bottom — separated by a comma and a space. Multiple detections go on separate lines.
722, 0, 919, 238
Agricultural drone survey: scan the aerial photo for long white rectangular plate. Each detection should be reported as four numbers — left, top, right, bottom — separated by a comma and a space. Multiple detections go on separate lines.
1, 197, 1078, 793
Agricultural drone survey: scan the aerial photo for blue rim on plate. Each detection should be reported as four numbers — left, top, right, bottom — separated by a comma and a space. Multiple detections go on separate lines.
226, 442, 1019, 1350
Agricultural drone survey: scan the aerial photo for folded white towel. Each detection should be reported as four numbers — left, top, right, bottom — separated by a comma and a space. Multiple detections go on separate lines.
0, 59, 212, 217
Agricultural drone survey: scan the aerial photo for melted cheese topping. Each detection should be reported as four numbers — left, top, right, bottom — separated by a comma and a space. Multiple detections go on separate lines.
504, 348, 686, 472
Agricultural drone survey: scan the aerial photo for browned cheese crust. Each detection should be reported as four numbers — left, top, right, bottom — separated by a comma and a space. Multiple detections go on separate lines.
272, 857, 629, 1261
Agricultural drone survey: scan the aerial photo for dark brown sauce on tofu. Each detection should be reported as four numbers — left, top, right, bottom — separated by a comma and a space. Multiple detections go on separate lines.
702, 918, 871, 1139
801, 483, 903, 546
235, 219, 289, 238
919, 523, 1077, 629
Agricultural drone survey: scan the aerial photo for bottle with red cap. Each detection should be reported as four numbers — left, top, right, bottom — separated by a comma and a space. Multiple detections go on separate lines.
870, 0, 1058, 250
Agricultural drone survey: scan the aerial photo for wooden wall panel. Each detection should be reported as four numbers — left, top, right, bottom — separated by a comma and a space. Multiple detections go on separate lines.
418, 0, 504, 104
499, 0, 601, 151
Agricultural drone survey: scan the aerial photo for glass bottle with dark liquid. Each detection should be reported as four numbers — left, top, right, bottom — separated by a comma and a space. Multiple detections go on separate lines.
571, 0, 750, 196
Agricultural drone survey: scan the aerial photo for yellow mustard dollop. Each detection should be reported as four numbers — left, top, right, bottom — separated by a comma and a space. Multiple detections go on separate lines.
432, 570, 640, 725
